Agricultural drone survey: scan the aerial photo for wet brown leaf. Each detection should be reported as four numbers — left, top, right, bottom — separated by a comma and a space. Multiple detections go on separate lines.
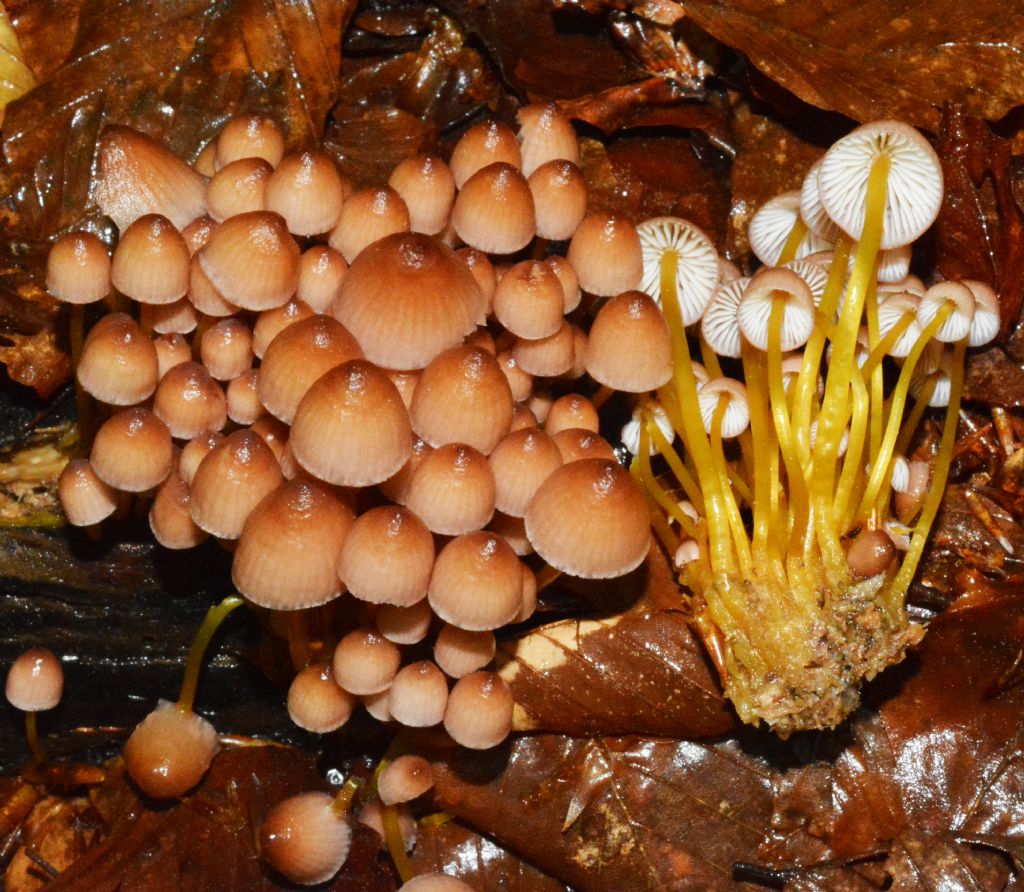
3, 0, 355, 239
678, 0, 1024, 130
45, 745, 396, 891
499, 547, 736, 738
427, 732, 774, 891
411, 819, 571, 891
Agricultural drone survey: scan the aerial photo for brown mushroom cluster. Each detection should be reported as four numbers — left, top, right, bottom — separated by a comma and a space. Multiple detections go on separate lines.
51, 108, 661, 758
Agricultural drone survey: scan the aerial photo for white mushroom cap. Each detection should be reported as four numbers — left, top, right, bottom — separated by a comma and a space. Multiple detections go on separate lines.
636, 216, 721, 325
877, 292, 924, 358
697, 378, 749, 438
748, 191, 830, 267
700, 277, 750, 359
738, 267, 815, 352
875, 244, 912, 283
818, 120, 943, 250
673, 538, 701, 569
798, 160, 840, 242
911, 345, 953, 407
620, 401, 674, 456
890, 454, 911, 493
809, 419, 849, 456
782, 259, 829, 306
961, 279, 1000, 347
918, 280, 976, 343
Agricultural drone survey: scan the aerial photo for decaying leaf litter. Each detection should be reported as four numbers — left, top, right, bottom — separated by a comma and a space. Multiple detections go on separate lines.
3, 0, 1024, 889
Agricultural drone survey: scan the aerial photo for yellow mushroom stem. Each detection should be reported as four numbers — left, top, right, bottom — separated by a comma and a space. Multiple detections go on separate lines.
177, 594, 245, 714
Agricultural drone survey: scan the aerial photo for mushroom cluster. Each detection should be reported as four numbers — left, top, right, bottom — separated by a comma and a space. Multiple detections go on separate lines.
50, 106, 658, 777
629, 120, 995, 735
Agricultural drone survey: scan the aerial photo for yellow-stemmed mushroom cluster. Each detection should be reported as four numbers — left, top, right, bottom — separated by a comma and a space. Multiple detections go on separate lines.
631, 120, 995, 735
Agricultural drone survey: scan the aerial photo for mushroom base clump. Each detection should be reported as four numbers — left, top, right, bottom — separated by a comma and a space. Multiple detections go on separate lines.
697, 565, 923, 735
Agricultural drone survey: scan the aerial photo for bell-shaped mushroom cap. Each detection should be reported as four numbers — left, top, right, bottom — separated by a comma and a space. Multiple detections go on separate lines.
290, 360, 413, 487
748, 191, 830, 267
388, 660, 449, 727
199, 317, 253, 381
697, 378, 751, 439
516, 102, 580, 177
545, 394, 598, 436
149, 471, 207, 550
260, 791, 351, 886
620, 402, 675, 457
388, 154, 456, 236
152, 361, 227, 440
226, 369, 263, 425
528, 160, 588, 241
550, 428, 616, 464
77, 313, 159, 405
818, 120, 943, 250
142, 298, 199, 336
377, 754, 435, 806
331, 232, 482, 370
877, 292, 923, 358
637, 216, 721, 324
333, 629, 401, 696
737, 267, 815, 352
457, 248, 497, 312
511, 322, 575, 378
328, 186, 411, 263
296, 246, 347, 314
434, 625, 496, 679
405, 444, 496, 535
400, 875, 476, 892
59, 459, 118, 527
198, 211, 300, 311
700, 277, 750, 359
182, 216, 217, 254
215, 113, 285, 169
545, 255, 581, 313
488, 428, 563, 518
123, 699, 220, 799
443, 671, 514, 750
154, 332, 193, 379
962, 279, 1000, 347
585, 290, 672, 392
380, 437, 433, 505
376, 599, 433, 646
96, 126, 207, 231
918, 280, 976, 343
428, 532, 523, 631
91, 408, 173, 492
875, 244, 912, 283
111, 214, 191, 305
179, 431, 225, 486
6, 647, 63, 712
287, 663, 356, 734
233, 477, 353, 609
492, 260, 564, 340
190, 430, 283, 539
410, 346, 514, 454
205, 157, 271, 221
188, 254, 240, 317
264, 150, 347, 236
799, 160, 841, 242
47, 232, 111, 304
451, 163, 535, 255
568, 212, 643, 297
525, 458, 649, 578
257, 315, 363, 424
496, 351, 533, 403
338, 505, 435, 607
449, 120, 522, 188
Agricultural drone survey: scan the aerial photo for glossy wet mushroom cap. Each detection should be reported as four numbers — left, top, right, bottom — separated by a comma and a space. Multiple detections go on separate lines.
77, 313, 159, 405
205, 157, 272, 221
491, 260, 565, 340
123, 699, 220, 799
232, 477, 353, 610
377, 755, 434, 806
287, 663, 357, 734
59, 459, 118, 527
91, 408, 174, 492
328, 186, 411, 263
338, 505, 435, 607
488, 428, 563, 518
451, 163, 535, 256
404, 444, 496, 536
296, 246, 347, 314
443, 671, 514, 750
152, 361, 228, 440
215, 114, 285, 169
260, 791, 351, 886
585, 291, 672, 392
265, 150, 348, 236
388, 154, 456, 236
6, 648, 63, 712
47, 232, 111, 304
387, 660, 449, 727
428, 532, 523, 631
433, 625, 496, 679
525, 458, 649, 578
449, 120, 522, 188
199, 317, 253, 381
568, 212, 643, 297
111, 214, 191, 305
332, 629, 402, 696
149, 471, 208, 550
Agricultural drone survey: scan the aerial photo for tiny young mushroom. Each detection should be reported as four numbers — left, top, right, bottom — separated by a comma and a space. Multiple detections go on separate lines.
5, 648, 63, 766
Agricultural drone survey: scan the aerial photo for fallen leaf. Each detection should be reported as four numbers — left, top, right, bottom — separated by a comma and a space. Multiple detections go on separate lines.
677, 0, 1024, 130
498, 547, 736, 738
